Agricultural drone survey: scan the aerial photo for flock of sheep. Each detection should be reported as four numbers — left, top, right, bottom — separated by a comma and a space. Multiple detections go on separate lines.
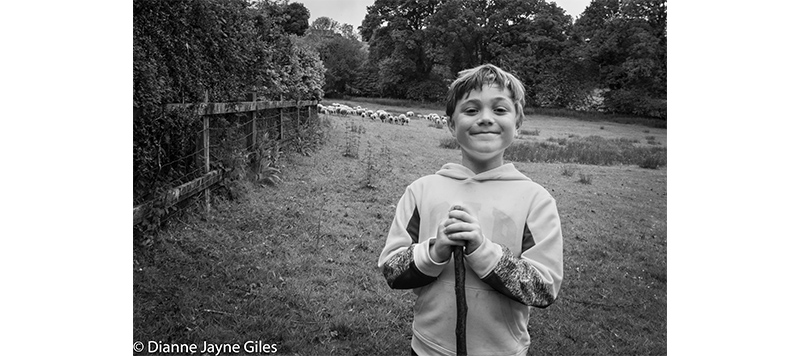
317, 103, 449, 128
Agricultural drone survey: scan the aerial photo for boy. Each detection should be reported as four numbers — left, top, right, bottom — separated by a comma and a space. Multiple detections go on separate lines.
378, 64, 564, 356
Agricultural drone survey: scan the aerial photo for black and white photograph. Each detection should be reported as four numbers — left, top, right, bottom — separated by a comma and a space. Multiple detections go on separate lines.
13, 1, 800, 355
131, 0, 667, 354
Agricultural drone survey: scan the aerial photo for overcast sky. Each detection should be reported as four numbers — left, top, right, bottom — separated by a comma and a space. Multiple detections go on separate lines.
294, 0, 593, 30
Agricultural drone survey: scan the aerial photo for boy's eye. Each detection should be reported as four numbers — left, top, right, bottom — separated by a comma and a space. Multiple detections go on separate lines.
494, 107, 510, 114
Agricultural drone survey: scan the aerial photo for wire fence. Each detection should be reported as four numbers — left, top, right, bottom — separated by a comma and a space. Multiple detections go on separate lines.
134, 98, 319, 227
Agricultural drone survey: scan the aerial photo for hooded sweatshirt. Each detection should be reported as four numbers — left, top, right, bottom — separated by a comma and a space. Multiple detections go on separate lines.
378, 163, 564, 356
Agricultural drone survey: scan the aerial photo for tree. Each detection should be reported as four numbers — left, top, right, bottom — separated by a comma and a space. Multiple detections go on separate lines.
573, 0, 667, 117
360, 0, 579, 103
301, 17, 369, 97
361, 0, 443, 98
279, 2, 310, 35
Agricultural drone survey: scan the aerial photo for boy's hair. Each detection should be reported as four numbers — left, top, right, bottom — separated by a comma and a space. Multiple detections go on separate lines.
445, 64, 526, 128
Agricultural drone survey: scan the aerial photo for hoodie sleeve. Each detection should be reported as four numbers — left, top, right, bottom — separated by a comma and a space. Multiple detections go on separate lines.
378, 186, 447, 289
465, 194, 564, 307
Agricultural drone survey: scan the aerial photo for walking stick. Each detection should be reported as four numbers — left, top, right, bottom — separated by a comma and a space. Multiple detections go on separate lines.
451, 206, 468, 355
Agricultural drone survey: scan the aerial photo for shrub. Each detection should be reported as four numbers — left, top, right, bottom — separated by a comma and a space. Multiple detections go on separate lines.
439, 137, 459, 149
638, 151, 666, 169
519, 129, 540, 136
361, 142, 391, 189
578, 173, 593, 184
342, 134, 360, 159
561, 165, 577, 177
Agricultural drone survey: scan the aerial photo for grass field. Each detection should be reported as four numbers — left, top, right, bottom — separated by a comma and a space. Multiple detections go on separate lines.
134, 99, 667, 355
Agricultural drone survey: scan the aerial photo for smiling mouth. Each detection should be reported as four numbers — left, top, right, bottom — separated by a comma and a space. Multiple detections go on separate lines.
470, 132, 500, 135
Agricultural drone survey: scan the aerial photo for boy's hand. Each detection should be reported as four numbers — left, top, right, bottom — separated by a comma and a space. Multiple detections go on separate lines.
444, 205, 485, 255
431, 217, 466, 263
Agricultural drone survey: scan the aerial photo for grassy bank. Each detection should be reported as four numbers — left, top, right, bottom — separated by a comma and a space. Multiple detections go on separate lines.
134, 111, 667, 355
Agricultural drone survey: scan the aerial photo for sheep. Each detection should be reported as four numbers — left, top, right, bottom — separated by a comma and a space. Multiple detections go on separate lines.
406, 111, 415, 118
336, 105, 354, 116
398, 114, 409, 125
376, 110, 389, 122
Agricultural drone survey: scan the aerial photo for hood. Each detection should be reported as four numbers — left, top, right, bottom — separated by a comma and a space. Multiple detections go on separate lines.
435, 163, 531, 182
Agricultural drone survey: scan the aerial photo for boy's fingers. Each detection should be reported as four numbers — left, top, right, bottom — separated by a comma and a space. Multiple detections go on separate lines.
448, 209, 476, 223
444, 222, 473, 234
450, 204, 475, 217
443, 234, 467, 245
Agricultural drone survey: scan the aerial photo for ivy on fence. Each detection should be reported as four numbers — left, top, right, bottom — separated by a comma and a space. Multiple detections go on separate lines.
134, 99, 320, 233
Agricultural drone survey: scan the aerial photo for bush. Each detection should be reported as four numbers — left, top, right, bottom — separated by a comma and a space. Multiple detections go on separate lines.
134, 0, 325, 206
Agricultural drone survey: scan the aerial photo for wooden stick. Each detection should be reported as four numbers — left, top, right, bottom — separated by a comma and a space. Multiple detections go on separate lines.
453, 246, 467, 355
451, 205, 468, 355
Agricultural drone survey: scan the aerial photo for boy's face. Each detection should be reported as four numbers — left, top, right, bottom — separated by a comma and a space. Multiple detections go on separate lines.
449, 84, 519, 170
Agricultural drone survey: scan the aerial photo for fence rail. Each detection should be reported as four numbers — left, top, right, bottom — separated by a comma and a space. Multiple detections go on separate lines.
134, 97, 319, 227
165, 100, 318, 116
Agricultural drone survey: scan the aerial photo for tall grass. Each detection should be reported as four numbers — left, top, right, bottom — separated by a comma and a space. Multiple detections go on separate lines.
506, 135, 666, 168
529, 107, 667, 128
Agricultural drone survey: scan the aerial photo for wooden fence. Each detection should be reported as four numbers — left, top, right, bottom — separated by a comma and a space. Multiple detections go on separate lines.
133, 96, 319, 226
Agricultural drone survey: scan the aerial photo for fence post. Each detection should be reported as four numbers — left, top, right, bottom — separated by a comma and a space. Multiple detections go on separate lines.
203, 91, 210, 217
245, 93, 257, 151
279, 95, 285, 141
245, 93, 257, 176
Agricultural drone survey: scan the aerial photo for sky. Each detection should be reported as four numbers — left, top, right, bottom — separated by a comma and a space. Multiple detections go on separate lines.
295, 0, 593, 30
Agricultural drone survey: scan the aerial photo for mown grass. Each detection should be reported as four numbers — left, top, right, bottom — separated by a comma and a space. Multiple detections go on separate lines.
135, 107, 666, 355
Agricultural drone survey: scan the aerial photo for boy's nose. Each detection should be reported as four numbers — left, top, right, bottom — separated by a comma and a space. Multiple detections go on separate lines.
477, 112, 495, 125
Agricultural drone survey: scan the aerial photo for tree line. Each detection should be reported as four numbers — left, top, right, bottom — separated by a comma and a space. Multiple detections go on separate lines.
302, 0, 666, 119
